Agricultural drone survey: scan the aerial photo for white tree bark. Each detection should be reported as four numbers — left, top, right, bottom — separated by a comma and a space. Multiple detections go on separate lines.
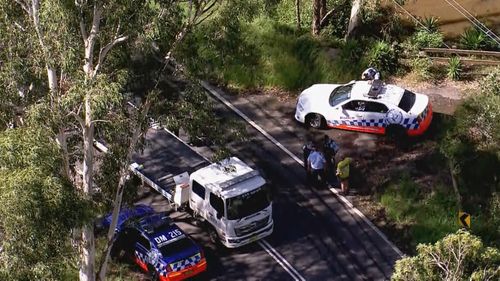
80, 95, 96, 281
79, 225, 96, 281
346, 0, 363, 39
97, 108, 148, 281
47, 66, 58, 94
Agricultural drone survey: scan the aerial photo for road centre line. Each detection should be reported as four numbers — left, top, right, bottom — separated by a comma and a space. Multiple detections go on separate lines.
258, 240, 307, 281
102, 102, 305, 279
201, 80, 404, 258
157, 127, 308, 280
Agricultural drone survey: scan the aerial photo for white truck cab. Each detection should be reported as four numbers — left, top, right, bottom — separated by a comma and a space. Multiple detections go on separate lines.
188, 157, 273, 248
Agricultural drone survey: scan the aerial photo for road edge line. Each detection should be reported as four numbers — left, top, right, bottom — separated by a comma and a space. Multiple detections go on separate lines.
258, 240, 306, 281
201, 80, 404, 258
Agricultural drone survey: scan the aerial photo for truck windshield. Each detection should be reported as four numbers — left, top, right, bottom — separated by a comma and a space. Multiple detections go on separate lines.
226, 185, 271, 220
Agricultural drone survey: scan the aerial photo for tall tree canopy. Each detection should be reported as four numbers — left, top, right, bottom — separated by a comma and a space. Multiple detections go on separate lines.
0, 1, 223, 280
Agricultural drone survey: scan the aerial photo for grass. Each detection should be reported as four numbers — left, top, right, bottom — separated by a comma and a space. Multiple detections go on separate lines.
380, 174, 460, 248
181, 17, 365, 92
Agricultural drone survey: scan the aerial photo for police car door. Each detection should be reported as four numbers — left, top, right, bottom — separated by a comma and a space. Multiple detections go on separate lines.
337, 100, 368, 130
328, 84, 353, 125
363, 101, 389, 134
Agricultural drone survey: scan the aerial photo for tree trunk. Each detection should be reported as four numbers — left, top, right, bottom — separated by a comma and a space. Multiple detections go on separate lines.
79, 225, 95, 281
295, 0, 301, 29
312, 0, 322, 35
449, 159, 462, 207
320, 0, 327, 19
97, 110, 147, 281
80, 95, 95, 281
47, 66, 58, 94
58, 128, 71, 180
346, 0, 363, 39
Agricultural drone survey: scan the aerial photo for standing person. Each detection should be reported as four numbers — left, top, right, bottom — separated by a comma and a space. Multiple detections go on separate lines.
302, 139, 314, 168
323, 135, 340, 169
361, 67, 380, 82
336, 156, 352, 195
302, 139, 314, 183
307, 144, 327, 189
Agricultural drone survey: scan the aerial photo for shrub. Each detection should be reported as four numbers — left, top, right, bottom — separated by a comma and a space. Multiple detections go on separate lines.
420, 16, 440, 33
460, 28, 498, 50
410, 57, 433, 81
392, 230, 500, 281
366, 40, 399, 74
447, 56, 462, 80
411, 30, 444, 48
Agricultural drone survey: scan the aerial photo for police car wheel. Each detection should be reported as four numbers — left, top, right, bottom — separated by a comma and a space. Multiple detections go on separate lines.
149, 266, 160, 281
385, 125, 408, 146
306, 113, 325, 129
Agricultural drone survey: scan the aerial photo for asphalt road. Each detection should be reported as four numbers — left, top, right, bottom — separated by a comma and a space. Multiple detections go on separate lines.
129, 80, 408, 280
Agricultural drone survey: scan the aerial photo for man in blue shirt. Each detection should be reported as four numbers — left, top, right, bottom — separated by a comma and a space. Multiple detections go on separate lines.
307, 144, 326, 189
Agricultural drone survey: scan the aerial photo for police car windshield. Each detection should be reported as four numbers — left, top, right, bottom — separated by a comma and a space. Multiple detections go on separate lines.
158, 237, 194, 257
226, 185, 271, 220
329, 84, 352, 107
398, 90, 416, 112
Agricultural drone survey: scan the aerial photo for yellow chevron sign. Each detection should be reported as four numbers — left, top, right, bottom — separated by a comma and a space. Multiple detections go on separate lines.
459, 211, 471, 228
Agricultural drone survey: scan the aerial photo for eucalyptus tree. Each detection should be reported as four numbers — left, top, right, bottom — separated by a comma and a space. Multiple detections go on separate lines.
1, 1, 221, 280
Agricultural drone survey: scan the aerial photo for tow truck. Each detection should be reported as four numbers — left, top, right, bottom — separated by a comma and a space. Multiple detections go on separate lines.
130, 127, 274, 248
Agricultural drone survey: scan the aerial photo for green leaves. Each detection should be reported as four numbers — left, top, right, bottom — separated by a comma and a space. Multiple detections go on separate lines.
0, 128, 90, 280
392, 230, 499, 281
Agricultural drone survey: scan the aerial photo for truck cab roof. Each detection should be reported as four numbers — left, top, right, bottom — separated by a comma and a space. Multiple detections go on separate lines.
190, 157, 266, 198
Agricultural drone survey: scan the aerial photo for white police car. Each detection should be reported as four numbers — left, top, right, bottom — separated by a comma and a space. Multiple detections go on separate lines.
295, 80, 433, 136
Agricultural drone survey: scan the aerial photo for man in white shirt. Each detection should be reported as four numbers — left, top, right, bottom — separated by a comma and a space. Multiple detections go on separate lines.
307, 145, 326, 188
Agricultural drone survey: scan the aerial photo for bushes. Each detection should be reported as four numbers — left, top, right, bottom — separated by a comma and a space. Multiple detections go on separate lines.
366, 40, 399, 75
447, 56, 462, 80
409, 57, 433, 81
460, 28, 499, 50
392, 230, 500, 281
411, 30, 444, 48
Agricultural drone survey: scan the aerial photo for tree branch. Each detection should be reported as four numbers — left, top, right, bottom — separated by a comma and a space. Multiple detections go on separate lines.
78, 5, 88, 44
68, 111, 84, 130
84, 2, 103, 76
90, 119, 112, 125
93, 35, 128, 76
195, 6, 218, 26
202, 0, 217, 14
319, 8, 337, 28
14, 0, 30, 15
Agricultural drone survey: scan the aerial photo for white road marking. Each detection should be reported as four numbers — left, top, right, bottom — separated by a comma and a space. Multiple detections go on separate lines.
96, 106, 308, 279
202, 80, 404, 258
258, 240, 307, 281
201, 81, 304, 166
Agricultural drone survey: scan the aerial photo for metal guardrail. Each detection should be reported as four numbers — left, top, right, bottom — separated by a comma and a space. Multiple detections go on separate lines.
420, 48, 500, 66
421, 48, 500, 57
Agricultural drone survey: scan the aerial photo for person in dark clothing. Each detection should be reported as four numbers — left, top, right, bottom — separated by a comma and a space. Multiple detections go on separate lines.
302, 140, 314, 169
323, 135, 340, 186
302, 140, 314, 183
